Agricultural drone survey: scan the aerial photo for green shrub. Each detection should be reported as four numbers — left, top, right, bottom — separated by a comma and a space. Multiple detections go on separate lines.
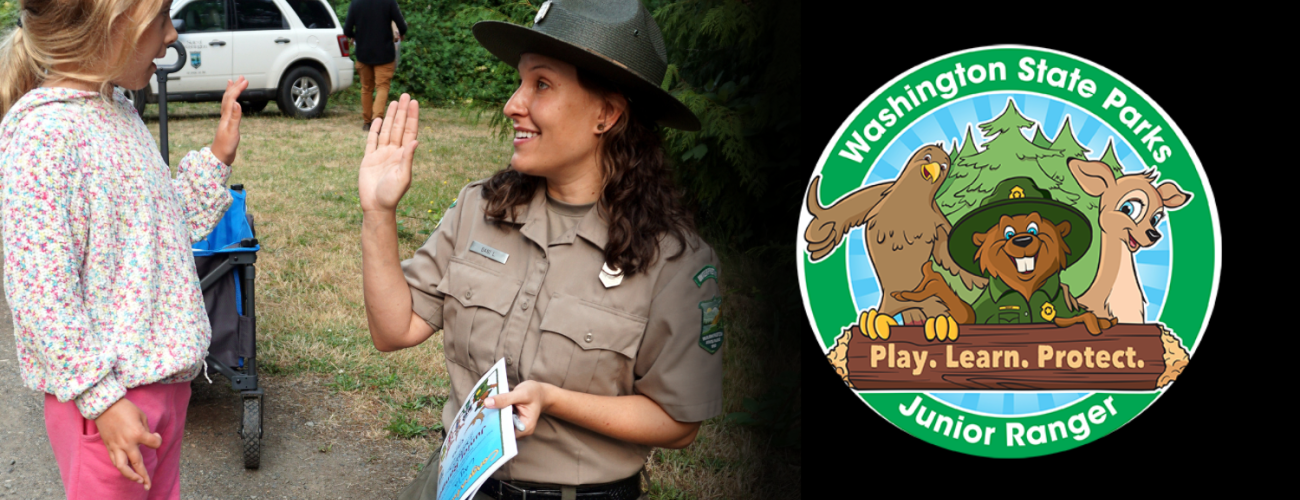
0, 1, 17, 28
650, 0, 801, 252
333, 0, 533, 106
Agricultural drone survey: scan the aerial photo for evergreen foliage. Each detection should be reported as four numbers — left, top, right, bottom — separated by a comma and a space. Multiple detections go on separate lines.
0, 1, 16, 28
1098, 138, 1126, 178
979, 97, 1035, 136
331, 0, 534, 107
649, 0, 801, 251
1039, 115, 1092, 211
938, 124, 981, 204
1030, 125, 1052, 149
645, 0, 802, 448
1050, 116, 1088, 159
939, 98, 1076, 225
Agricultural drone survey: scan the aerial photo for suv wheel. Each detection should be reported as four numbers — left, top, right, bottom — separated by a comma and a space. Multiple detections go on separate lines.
239, 100, 270, 114
276, 67, 328, 119
124, 85, 149, 117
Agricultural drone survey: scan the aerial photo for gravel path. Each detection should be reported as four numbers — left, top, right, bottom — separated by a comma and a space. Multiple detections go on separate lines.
0, 285, 432, 499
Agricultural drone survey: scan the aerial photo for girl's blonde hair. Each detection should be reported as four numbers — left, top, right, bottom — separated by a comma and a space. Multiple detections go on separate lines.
0, 0, 166, 115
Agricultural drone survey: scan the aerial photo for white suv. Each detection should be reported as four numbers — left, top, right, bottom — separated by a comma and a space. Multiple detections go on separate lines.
126, 0, 353, 119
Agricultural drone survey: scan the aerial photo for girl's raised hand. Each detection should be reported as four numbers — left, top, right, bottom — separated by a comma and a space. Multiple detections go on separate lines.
211, 76, 249, 166
359, 94, 419, 214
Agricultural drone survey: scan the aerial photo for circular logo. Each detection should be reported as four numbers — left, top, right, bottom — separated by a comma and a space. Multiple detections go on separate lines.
798, 46, 1219, 457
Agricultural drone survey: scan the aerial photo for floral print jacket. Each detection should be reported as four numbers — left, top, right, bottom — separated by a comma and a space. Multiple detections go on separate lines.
0, 87, 232, 419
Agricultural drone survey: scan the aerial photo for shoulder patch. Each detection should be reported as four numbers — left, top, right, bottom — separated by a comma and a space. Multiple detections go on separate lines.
698, 295, 723, 354
693, 265, 718, 287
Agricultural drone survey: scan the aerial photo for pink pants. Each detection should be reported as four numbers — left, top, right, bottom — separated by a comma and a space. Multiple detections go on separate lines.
44, 382, 192, 500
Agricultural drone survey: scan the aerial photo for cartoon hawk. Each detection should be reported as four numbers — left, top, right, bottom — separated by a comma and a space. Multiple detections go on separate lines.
805, 144, 987, 338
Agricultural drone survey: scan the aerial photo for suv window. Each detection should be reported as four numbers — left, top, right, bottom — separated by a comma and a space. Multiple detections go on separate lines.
234, 0, 289, 30
174, 0, 227, 33
285, 0, 335, 29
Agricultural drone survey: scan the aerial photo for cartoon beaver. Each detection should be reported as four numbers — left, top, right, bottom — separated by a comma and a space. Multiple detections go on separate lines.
892, 177, 1115, 340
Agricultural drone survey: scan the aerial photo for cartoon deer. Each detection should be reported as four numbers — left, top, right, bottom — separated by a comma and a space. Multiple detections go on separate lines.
1068, 158, 1191, 324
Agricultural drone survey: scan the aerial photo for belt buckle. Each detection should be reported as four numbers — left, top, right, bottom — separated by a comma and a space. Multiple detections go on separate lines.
499, 479, 529, 500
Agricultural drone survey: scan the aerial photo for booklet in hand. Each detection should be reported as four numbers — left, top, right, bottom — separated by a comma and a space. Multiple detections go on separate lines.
438, 357, 518, 500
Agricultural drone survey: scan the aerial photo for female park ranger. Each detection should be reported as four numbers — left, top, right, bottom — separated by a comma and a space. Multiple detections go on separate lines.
357, 1, 723, 499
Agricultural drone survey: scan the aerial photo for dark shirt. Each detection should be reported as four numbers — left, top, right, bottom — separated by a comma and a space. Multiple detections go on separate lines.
343, 0, 407, 65
970, 273, 1083, 324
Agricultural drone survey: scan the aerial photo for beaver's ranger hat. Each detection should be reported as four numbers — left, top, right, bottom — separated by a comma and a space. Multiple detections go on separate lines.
948, 177, 1093, 277
472, 0, 700, 131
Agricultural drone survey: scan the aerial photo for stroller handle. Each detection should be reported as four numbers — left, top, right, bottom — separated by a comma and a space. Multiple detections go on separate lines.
155, 40, 186, 165
158, 41, 187, 75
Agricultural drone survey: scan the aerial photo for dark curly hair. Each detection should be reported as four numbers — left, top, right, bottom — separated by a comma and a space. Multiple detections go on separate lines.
482, 68, 695, 276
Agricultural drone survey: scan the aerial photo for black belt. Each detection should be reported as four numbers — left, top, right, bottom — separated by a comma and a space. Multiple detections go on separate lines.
482, 474, 641, 500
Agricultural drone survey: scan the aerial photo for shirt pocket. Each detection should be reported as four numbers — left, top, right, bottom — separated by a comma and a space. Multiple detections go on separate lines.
437, 257, 521, 371
997, 311, 1022, 323
533, 292, 647, 396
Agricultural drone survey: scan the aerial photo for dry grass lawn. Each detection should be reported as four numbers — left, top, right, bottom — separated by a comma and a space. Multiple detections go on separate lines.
144, 88, 798, 499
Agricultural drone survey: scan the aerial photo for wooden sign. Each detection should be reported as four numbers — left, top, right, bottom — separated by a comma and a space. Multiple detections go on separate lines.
826, 323, 1189, 391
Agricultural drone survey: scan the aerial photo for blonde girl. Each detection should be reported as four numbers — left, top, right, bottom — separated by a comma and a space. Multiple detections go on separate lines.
0, 0, 247, 498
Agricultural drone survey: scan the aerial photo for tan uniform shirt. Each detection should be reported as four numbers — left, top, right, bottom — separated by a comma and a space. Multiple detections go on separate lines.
544, 195, 592, 245
402, 180, 724, 485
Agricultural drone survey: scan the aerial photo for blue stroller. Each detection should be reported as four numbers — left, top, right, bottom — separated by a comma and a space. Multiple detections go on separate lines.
152, 40, 265, 469
193, 186, 264, 469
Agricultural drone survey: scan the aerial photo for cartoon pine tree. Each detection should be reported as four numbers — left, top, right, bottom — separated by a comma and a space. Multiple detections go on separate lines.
936, 124, 982, 217
1097, 137, 1126, 178
944, 98, 1070, 223
1025, 115, 1101, 291
1050, 116, 1089, 160
1031, 125, 1053, 149
938, 138, 960, 197
1039, 115, 1092, 209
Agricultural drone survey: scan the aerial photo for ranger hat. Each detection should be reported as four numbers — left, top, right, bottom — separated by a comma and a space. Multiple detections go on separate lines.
472, 0, 701, 131
948, 177, 1093, 277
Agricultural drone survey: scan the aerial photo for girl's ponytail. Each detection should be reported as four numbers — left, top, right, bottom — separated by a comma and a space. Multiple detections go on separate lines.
0, 24, 41, 116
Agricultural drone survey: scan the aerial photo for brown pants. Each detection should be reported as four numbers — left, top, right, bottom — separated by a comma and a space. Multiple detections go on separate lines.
356, 60, 396, 123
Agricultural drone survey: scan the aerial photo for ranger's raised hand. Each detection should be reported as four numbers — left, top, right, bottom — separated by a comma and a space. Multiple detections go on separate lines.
358, 94, 420, 214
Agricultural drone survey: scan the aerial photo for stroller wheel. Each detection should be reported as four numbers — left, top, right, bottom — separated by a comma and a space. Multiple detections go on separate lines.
242, 397, 262, 469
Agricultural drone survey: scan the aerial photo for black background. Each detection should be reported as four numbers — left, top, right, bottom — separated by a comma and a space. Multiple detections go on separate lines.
798, 22, 1257, 476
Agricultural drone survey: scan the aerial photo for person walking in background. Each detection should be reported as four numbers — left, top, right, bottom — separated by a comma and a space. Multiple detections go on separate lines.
392, 21, 402, 70
344, 0, 407, 131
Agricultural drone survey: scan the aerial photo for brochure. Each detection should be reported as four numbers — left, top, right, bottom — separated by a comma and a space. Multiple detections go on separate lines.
437, 357, 518, 500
